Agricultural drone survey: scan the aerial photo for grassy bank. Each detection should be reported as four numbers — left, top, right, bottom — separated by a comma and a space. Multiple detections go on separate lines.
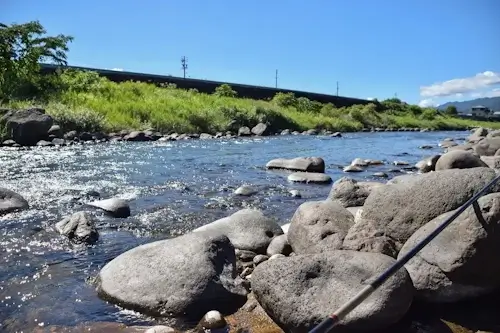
5, 69, 500, 135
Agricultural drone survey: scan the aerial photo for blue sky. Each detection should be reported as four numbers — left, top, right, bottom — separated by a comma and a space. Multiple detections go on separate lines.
2, 0, 500, 106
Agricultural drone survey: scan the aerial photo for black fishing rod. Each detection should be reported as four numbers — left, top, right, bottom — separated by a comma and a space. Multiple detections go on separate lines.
309, 172, 500, 333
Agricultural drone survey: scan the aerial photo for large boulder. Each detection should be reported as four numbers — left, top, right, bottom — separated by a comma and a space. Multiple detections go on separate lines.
266, 157, 325, 173
251, 123, 270, 136
481, 156, 500, 169
96, 231, 247, 318
328, 177, 384, 207
435, 150, 487, 171
0, 108, 53, 146
399, 193, 500, 303
288, 200, 354, 254
252, 250, 414, 333
467, 127, 488, 143
474, 137, 500, 156
193, 209, 283, 254
0, 187, 29, 215
342, 167, 500, 257
88, 198, 131, 218
55, 211, 98, 244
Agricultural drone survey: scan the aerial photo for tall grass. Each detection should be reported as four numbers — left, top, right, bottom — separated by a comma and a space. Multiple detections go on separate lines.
4, 69, 500, 133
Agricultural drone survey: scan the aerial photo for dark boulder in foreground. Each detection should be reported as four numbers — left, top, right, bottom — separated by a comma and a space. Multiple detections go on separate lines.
55, 211, 98, 244
88, 198, 131, 218
266, 157, 325, 173
0, 187, 29, 215
96, 231, 247, 318
343, 167, 500, 257
288, 200, 354, 254
0, 108, 53, 146
252, 250, 414, 333
400, 193, 500, 303
435, 150, 487, 171
193, 208, 283, 254
328, 177, 384, 207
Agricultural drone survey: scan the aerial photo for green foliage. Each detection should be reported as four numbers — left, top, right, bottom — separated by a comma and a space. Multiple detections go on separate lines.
272, 92, 297, 108
0, 20, 73, 102
444, 105, 458, 116
213, 84, 237, 98
420, 108, 438, 120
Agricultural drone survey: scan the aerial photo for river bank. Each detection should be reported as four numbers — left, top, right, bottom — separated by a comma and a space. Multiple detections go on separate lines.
2, 129, 500, 333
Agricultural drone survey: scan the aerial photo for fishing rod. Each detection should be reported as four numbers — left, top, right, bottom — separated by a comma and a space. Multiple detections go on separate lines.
309, 172, 500, 333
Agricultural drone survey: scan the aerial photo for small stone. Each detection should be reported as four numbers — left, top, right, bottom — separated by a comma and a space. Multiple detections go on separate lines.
234, 185, 258, 196
235, 249, 257, 262
373, 172, 388, 178
253, 254, 269, 266
330, 132, 342, 137
343, 165, 363, 173
197, 310, 228, 331
351, 158, 369, 167
393, 161, 409, 166
289, 190, 302, 198
269, 254, 286, 260
241, 267, 253, 277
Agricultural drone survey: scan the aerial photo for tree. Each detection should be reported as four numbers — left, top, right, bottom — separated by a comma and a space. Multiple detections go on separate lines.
0, 20, 73, 101
444, 105, 458, 116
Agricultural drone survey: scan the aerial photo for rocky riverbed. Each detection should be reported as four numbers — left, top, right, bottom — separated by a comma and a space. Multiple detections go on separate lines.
2, 113, 500, 333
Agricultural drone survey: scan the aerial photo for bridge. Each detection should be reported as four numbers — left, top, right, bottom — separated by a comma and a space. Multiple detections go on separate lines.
40, 63, 373, 108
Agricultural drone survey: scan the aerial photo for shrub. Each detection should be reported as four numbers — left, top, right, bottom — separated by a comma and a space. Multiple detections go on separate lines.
272, 92, 296, 108
213, 84, 237, 98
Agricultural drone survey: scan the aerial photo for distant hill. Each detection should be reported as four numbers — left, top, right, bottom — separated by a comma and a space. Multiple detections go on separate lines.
438, 96, 500, 113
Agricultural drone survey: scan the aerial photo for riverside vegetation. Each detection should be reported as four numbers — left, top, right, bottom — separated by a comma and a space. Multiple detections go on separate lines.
2, 20, 500, 142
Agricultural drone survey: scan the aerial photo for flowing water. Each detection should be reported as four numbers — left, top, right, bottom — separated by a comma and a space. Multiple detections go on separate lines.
0, 131, 466, 332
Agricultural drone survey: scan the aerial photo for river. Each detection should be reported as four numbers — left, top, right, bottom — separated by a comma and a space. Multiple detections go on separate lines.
0, 130, 465, 332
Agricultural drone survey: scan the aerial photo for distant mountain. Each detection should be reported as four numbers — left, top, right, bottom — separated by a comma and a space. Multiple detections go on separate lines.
438, 96, 500, 113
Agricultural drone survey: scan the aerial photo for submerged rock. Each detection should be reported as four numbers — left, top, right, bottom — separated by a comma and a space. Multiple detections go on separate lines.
194, 208, 283, 254
55, 211, 98, 244
288, 200, 354, 254
266, 157, 325, 173
252, 250, 414, 333
88, 198, 131, 218
96, 231, 247, 318
0, 187, 29, 215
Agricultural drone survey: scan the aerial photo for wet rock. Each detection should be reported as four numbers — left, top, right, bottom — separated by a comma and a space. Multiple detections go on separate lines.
400, 193, 500, 303
251, 123, 270, 136
79, 132, 93, 141
52, 138, 66, 146
238, 126, 251, 136
266, 234, 292, 257
88, 198, 131, 218
439, 140, 458, 148
253, 254, 269, 266
305, 129, 318, 135
366, 159, 384, 165
2, 139, 16, 146
474, 137, 500, 156
419, 145, 434, 149
234, 185, 258, 196
289, 189, 302, 198
266, 157, 325, 173
351, 157, 369, 167
194, 208, 284, 254
124, 131, 150, 142
373, 172, 388, 178
480, 155, 500, 169
199, 133, 213, 139
280, 129, 290, 135
195, 310, 228, 333
330, 132, 342, 137
435, 150, 488, 170
55, 211, 98, 244
343, 165, 363, 173
36, 139, 53, 147
287, 172, 332, 184
415, 155, 441, 173
342, 168, 500, 257
63, 130, 78, 140
97, 231, 247, 318
252, 250, 414, 333
0, 187, 29, 215
288, 200, 354, 254
0, 108, 53, 146
47, 124, 62, 137
328, 177, 384, 207
393, 160, 410, 166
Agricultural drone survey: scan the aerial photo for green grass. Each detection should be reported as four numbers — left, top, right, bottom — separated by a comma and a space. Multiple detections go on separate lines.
5, 70, 500, 134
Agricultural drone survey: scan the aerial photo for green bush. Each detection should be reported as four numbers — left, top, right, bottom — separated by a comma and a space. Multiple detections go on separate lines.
213, 84, 237, 98
272, 92, 297, 108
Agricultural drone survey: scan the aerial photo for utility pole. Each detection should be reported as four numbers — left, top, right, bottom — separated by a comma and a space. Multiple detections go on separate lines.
181, 56, 188, 79
275, 69, 278, 88
336, 81, 339, 96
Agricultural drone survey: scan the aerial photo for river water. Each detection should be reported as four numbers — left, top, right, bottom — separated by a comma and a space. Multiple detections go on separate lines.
0, 131, 465, 332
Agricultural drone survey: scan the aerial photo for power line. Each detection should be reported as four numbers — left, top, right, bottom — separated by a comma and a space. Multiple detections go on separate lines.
181, 56, 188, 79
336, 81, 339, 96
275, 69, 278, 88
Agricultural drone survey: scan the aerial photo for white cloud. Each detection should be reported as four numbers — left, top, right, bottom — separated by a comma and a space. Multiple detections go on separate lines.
418, 99, 437, 107
367, 97, 375, 101
420, 71, 500, 98
110, 68, 124, 71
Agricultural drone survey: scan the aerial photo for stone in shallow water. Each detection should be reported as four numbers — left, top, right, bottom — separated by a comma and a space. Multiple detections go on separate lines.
0, 187, 29, 215
55, 211, 98, 244
88, 198, 130, 218
287, 171, 332, 184
266, 157, 325, 173
234, 185, 258, 196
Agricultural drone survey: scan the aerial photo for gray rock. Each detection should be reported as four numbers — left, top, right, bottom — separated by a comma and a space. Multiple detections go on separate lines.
79, 132, 93, 141
305, 129, 318, 135
269, 254, 285, 260
36, 140, 53, 147
400, 193, 500, 302
287, 172, 332, 184
64, 130, 78, 140
251, 123, 270, 136
266, 234, 292, 257
266, 157, 325, 173
0, 187, 29, 215
289, 189, 302, 198
393, 160, 410, 166
280, 129, 290, 135
435, 150, 488, 170
47, 124, 62, 137
328, 177, 384, 208
386, 174, 419, 185
253, 254, 269, 266
419, 145, 434, 149
446, 143, 475, 152
234, 185, 258, 196
343, 165, 363, 173
468, 127, 488, 143
487, 129, 500, 138
194, 209, 283, 254
124, 131, 149, 142
199, 133, 213, 139
415, 155, 441, 173
331, 132, 342, 137
288, 200, 354, 254
474, 137, 500, 156
2, 139, 16, 146
238, 126, 251, 136
52, 138, 66, 146
0, 108, 53, 146
235, 249, 257, 262
342, 167, 500, 257
55, 211, 98, 244
373, 172, 389, 178
195, 310, 228, 332
439, 140, 458, 148
251, 250, 414, 332
481, 155, 500, 169
97, 231, 247, 318
350, 158, 368, 167
144, 326, 177, 333
88, 198, 131, 218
